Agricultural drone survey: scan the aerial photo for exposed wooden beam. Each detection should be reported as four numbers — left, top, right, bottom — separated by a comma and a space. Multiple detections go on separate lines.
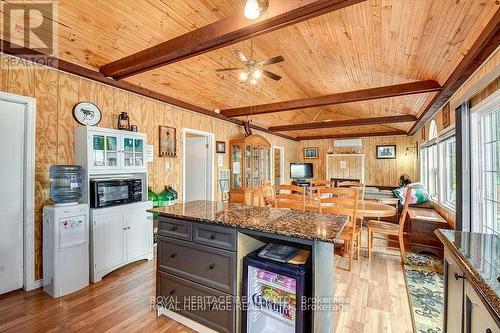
297, 130, 407, 141
99, 0, 365, 80
0, 40, 298, 142
221, 80, 442, 117
409, 8, 500, 135
268, 114, 417, 132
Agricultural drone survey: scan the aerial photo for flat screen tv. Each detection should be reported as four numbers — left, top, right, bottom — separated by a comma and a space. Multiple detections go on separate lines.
290, 163, 313, 179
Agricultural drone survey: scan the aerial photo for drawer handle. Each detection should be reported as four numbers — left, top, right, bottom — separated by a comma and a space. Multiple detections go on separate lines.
170, 253, 177, 259
210, 233, 216, 240
169, 289, 176, 295
171, 226, 178, 231
454, 272, 465, 280
209, 263, 215, 270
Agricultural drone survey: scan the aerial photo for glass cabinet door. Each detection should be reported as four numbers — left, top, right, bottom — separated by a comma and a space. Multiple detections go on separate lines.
245, 145, 251, 188
253, 146, 259, 187
91, 134, 118, 167
232, 145, 242, 189
134, 138, 144, 166
122, 136, 145, 167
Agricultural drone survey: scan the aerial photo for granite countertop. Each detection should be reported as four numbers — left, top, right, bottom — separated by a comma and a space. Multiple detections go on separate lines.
150, 200, 348, 243
435, 229, 499, 318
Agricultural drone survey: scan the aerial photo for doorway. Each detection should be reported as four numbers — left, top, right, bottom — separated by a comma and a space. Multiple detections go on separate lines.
272, 146, 285, 185
0, 91, 36, 294
182, 128, 215, 203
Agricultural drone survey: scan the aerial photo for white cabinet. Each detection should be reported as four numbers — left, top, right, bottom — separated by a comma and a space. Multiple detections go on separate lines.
90, 201, 153, 282
444, 251, 465, 333
76, 126, 147, 174
93, 211, 125, 273
464, 280, 499, 333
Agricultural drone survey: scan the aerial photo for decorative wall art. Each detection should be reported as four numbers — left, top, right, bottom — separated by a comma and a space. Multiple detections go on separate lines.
159, 126, 177, 157
376, 145, 397, 159
304, 147, 318, 159
216, 141, 226, 153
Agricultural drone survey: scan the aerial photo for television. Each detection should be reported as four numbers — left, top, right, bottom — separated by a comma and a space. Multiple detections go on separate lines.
290, 163, 313, 179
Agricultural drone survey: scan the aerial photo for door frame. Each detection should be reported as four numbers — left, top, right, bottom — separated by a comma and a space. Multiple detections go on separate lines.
325, 153, 365, 183
270, 146, 285, 185
0, 91, 37, 291
182, 128, 215, 203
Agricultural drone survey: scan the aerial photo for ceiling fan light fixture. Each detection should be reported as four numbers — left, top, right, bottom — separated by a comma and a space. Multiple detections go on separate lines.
250, 77, 258, 85
239, 71, 249, 81
252, 69, 262, 79
244, 0, 268, 19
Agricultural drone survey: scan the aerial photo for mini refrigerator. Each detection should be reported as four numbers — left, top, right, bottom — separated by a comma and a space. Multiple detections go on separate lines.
242, 248, 311, 333
43, 203, 89, 297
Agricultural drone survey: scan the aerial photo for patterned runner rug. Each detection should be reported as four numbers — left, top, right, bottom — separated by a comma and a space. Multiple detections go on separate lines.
403, 252, 445, 333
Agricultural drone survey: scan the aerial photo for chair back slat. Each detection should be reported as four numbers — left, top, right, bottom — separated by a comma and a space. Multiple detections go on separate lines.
274, 184, 305, 211
260, 180, 274, 207
317, 187, 359, 232
311, 179, 332, 187
399, 186, 413, 234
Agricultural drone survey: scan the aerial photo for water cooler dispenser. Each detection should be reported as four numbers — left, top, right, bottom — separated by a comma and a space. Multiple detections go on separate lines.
43, 165, 89, 297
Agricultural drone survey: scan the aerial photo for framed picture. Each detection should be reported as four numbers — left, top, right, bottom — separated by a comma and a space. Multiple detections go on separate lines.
159, 126, 176, 157
376, 145, 396, 159
442, 102, 451, 129
304, 147, 318, 159
216, 141, 226, 153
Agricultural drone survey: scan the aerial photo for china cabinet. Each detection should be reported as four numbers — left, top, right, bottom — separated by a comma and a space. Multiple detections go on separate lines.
75, 126, 147, 174
229, 134, 271, 205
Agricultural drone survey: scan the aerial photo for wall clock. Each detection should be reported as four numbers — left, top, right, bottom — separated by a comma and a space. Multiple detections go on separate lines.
73, 102, 102, 126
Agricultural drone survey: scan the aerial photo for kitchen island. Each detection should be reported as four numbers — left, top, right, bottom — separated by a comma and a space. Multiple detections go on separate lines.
150, 200, 348, 333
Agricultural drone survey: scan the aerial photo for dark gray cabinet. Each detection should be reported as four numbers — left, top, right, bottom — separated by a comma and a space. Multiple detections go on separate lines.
157, 217, 237, 332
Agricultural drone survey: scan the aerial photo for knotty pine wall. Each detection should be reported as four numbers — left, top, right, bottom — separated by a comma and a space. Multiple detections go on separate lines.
0, 54, 299, 280
298, 136, 419, 187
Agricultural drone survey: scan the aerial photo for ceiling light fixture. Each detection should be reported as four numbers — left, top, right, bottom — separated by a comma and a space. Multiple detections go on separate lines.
250, 77, 258, 85
244, 0, 269, 20
252, 69, 262, 79
239, 71, 249, 82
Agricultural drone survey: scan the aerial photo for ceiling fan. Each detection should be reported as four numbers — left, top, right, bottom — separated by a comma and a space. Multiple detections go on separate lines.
216, 49, 284, 84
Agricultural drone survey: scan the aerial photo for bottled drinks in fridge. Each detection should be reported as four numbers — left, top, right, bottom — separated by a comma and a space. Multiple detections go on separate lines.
241, 247, 311, 333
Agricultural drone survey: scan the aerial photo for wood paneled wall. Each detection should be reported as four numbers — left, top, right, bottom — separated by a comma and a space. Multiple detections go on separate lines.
298, 136, 418, 187
0, 54, 299, 280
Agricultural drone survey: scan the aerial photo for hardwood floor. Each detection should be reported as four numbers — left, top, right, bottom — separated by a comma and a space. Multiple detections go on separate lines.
0, 230, 413, 333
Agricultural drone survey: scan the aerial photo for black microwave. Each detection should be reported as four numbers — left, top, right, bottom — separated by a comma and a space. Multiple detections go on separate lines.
90, 178, 142, 208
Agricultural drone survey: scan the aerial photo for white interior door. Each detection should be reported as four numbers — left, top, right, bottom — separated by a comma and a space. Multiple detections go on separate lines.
185, 135, 209, 202
0, 99, 25, 294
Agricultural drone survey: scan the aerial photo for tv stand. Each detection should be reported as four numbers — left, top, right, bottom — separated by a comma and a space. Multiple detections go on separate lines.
292, 179, 311, 187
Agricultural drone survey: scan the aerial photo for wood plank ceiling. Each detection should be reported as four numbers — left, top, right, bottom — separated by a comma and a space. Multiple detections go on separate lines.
1, 0, 498, 139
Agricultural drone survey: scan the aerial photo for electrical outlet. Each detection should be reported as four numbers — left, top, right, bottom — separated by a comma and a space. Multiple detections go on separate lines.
165, 161, 170, 170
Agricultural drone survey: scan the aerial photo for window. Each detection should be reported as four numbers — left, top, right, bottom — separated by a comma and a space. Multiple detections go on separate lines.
440, 136, 456, 208
479, 109, 499, 234
420, 120, 439, 199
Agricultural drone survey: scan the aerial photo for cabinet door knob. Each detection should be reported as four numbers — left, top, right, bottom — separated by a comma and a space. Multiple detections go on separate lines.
170, 253, 177, 258
169, 289, 176, 295
209, 263, 215, 270
454, 272, 465, 280
210, 233, 216, 240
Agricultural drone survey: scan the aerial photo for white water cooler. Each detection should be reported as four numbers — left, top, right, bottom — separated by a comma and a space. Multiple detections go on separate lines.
43, 203, 89, 297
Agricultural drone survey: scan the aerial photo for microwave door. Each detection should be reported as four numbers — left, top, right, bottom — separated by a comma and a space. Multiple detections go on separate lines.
98, 182, 130, 207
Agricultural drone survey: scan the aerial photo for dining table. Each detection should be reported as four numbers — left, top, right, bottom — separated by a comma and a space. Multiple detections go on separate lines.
304, 197, 397, 219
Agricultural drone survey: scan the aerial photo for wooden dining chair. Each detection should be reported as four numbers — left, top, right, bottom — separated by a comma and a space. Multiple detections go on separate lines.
367, 186, 412, 262
274, 184, 306, 211
260, 180, 274, 207
317, 187, 360, 271
337, 181, 366, 201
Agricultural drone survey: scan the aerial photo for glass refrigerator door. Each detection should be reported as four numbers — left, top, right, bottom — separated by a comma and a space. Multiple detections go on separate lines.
246, 265, 296, 333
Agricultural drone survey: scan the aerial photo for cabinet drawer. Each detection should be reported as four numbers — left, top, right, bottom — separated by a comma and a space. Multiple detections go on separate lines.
157, 271, 234, 333
158, 236, 235, 294
193, 223, 237, 251
158, 218, 191, 241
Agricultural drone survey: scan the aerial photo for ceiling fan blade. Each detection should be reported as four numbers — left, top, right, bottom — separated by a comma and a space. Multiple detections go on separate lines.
216, 67, 244, 72
259, 55, 285, 67
234, 50, 248, 63
263, 70, 282, 81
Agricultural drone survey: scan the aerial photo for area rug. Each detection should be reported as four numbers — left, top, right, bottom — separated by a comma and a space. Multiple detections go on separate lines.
403, 252, 444, 333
